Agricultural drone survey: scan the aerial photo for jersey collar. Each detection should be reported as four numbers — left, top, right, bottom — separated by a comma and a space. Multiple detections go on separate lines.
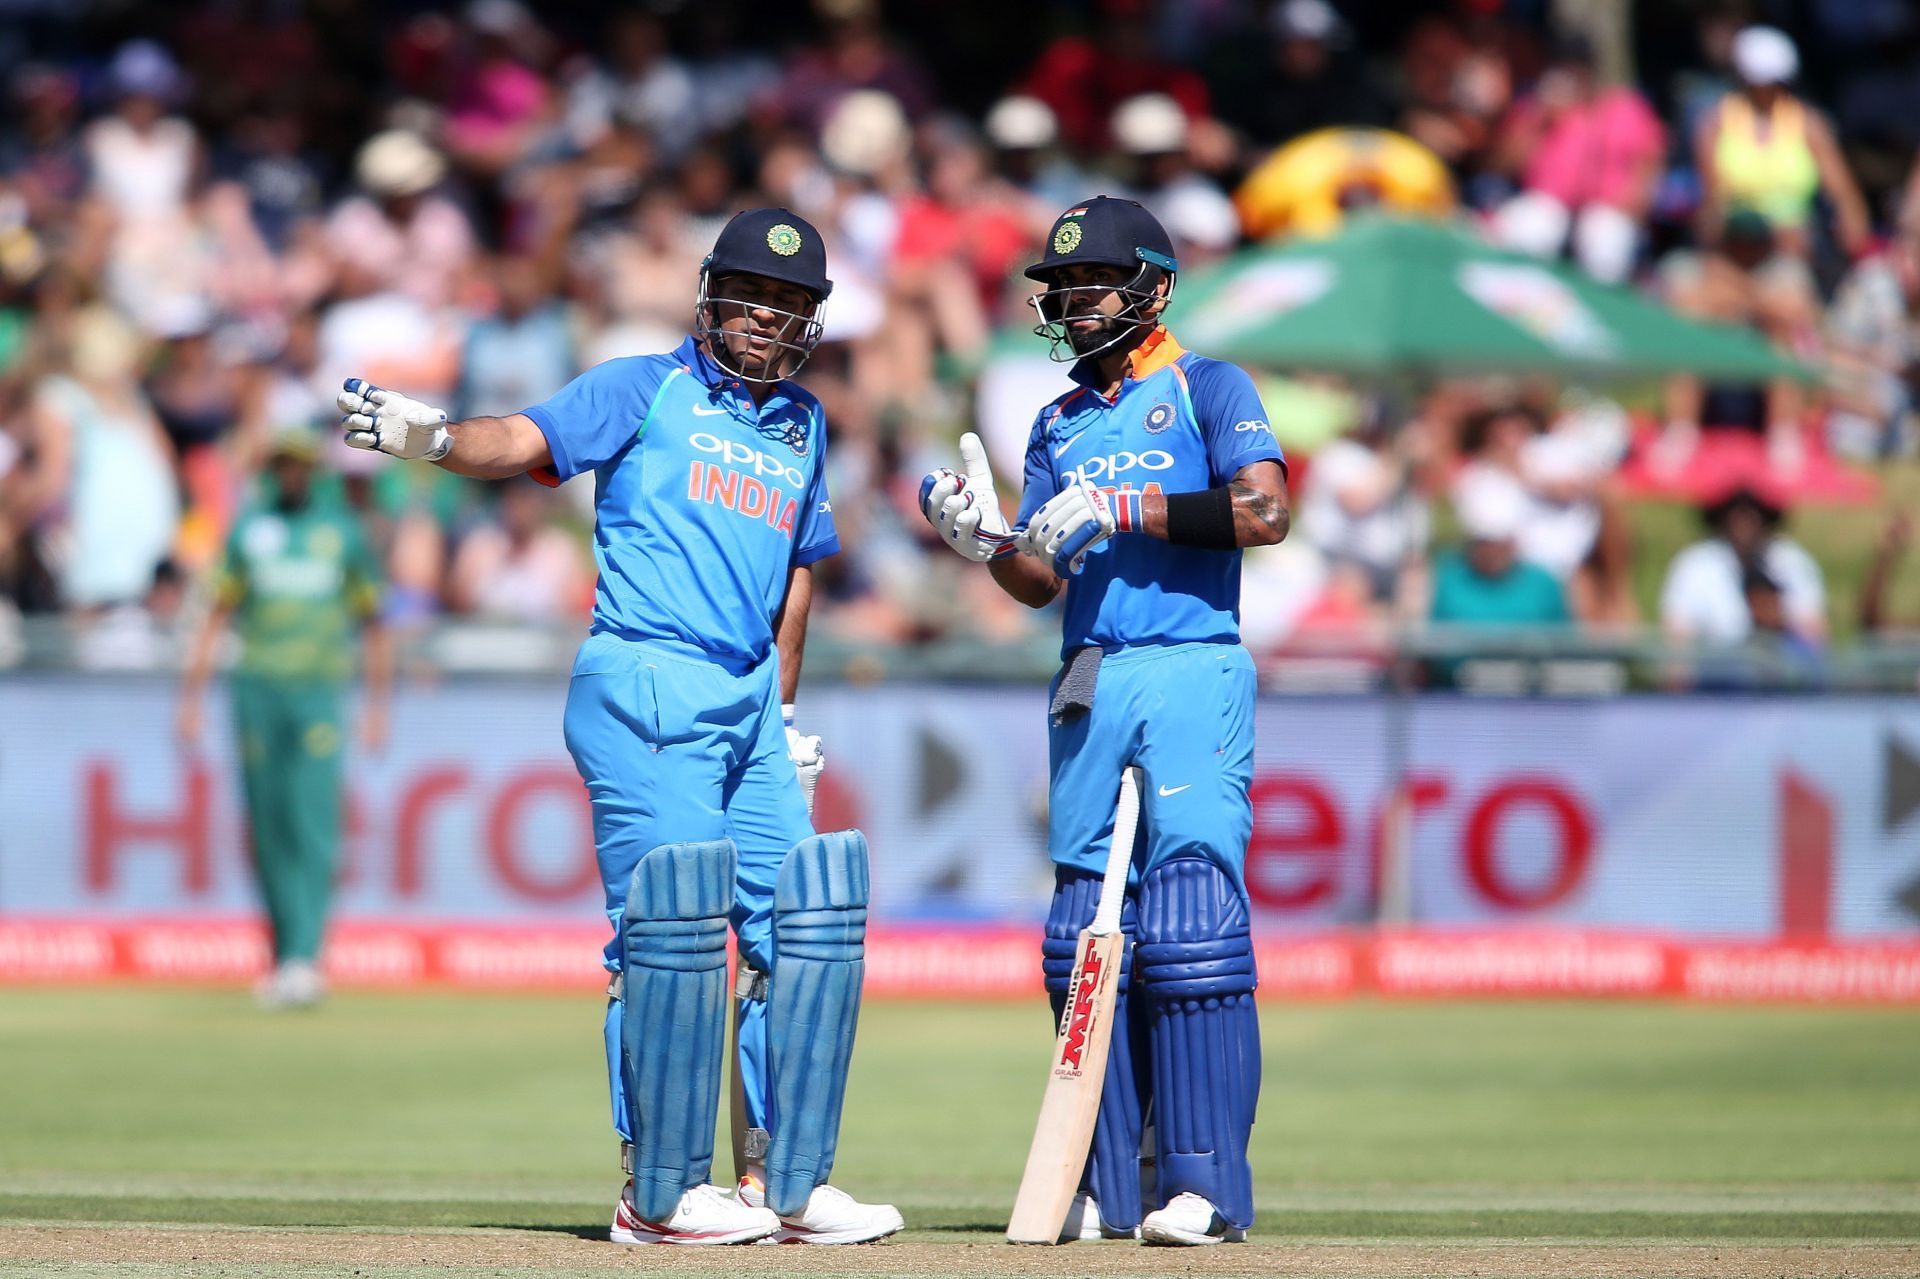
1068, 325, 1187, 392
677, 334, 802, 419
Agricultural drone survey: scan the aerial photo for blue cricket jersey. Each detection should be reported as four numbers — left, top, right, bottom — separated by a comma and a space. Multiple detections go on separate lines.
1015, 327, 1283, 656
523, 336, 839, 666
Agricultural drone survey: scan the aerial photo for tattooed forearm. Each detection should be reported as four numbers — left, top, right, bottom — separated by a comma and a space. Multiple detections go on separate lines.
1228, 479, 1289, 546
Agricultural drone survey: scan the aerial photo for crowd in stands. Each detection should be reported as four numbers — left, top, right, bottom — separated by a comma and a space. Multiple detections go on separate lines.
0, 0, 1916, 681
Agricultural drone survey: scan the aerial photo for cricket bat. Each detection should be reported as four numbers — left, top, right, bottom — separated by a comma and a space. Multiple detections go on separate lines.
1005, 766, 1142, 1245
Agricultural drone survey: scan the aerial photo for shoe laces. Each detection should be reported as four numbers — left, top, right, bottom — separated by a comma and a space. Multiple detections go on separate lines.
679, 1183, 734, 1217
816, 1183, 855, 1205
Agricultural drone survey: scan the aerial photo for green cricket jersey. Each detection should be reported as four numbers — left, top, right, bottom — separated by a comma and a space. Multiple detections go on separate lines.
212, 500, 382, 682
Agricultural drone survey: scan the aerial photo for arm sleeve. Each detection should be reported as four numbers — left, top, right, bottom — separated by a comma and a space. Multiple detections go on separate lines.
521, 357, 669, 483
1185, 357, 1285, 485
792, 414, 841, 566
1013, 406, 1063, 526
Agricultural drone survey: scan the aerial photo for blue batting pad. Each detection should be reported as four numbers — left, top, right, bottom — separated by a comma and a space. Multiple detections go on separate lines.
1043, 867, 1148, 1231
766, 830, 869, 1216
620, 839, 736, 1222
1135, 856, 1260, 1230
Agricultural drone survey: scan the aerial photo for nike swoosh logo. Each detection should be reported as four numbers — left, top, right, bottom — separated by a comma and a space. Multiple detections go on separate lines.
1158, 784, 1192, 797
691, 405, 731, 416
1053, 430, 1088, 458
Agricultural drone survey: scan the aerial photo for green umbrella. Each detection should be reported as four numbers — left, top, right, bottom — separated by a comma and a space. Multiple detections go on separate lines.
1164, 215, 1811, 384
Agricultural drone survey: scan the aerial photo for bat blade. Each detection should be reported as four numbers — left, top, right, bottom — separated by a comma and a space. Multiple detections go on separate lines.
1004, 928, 1125, 1244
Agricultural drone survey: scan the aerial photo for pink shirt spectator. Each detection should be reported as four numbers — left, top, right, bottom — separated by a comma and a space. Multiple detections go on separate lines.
325, 196, 476, 309
1510, 87, 1663, 211
445, 59, 549, 157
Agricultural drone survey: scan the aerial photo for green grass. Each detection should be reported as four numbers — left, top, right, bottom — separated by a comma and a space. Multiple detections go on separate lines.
1, 992, 1917, 1275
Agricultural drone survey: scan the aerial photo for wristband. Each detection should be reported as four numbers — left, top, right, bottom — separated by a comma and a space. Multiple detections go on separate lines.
782, 702, 796, 728
1163, 485, 1237, 549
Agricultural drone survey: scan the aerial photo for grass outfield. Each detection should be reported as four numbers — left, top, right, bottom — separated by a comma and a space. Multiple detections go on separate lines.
0, 990, 1917, 1277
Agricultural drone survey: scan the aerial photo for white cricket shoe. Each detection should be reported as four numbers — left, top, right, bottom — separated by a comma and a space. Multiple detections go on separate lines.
1060, 1192, 1139, 1241
610, 1180, 777, 1245
737, 1173, 904, 1244
255, 960, 325, 1009
1141, 1192, 1247, 1246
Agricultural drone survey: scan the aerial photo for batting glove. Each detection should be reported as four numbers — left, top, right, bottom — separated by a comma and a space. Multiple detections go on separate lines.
338, 378, 453, 462
918, 433, 1016, 562
783, 703, 823, 817
1019, 475, 1132, 576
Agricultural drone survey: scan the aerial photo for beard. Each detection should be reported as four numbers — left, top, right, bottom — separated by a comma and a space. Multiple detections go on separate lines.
1065, 313, 1122, 355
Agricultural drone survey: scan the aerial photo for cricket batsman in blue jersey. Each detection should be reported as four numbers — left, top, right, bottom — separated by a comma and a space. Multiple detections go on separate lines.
921, 196, 1286, 1246
336, 209, 901, 1246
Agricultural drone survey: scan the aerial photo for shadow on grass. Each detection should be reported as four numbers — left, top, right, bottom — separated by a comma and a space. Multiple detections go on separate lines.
477, 1222, 605, 1241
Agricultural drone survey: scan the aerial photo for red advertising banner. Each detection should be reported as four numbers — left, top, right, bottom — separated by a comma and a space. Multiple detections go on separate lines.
4, 919, 1918, 1003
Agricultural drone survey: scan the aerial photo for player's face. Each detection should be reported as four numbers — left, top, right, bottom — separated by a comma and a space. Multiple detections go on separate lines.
709, 273, 818, 376
1045, 263, 1136, 354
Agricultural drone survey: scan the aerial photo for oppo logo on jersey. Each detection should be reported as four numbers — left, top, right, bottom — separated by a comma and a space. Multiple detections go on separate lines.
688, 432, 807, 489
1064, 449, 1176, 486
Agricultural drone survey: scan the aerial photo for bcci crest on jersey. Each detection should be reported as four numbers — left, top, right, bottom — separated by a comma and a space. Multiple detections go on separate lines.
1143, 402, 1175, 434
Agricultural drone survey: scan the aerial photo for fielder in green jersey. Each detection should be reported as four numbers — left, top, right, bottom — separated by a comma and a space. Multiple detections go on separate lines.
178, 424, 391, 1008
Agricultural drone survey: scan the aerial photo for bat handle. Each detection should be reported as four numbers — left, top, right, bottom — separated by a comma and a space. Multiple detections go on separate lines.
1089, 767, 1140, 937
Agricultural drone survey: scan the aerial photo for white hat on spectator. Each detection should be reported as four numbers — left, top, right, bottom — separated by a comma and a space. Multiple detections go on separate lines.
984, 95, 1058, 151
1273, 0, 1348, 45
466, 0, 532, 36
108, 40, 184, 101
1160, 184, 1241, 251
821, 89, 910, 178
1112, 93, 1189, 156
1456, 472, 1529, 543
356, 129, 446, 198
1731, 26, 1798, 86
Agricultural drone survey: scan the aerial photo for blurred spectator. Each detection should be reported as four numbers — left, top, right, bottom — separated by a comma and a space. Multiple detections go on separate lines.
2, 64, 86, 230
1693, 26, 1868, 261
567, 10, 697, 164
1397, 5, 1514, 184
458, 254, 573, 419
982, 95, 1086, 211
1740, 562, 1825, 681
1490, 35, 1665, 284
86, 41, 214, 336
1110, 94, 1239, 260
326, 130, 475, 310
1427, 478, 1571, 628
1655, 210, 1819, 472
19, 306, 179, 612
1204, 0, 1392, 148
448, 481, 588, 621
768, 0, 936, 134
1016, 0, 1210, 154
1824, 234, 1920, 459
1860, 512, 1913, 636
217, 96, 326, 253
1660, 485, 1825, 647
441, 0, 554, 180
85, 42, 197, 228
1298, 403, 1434, 614
1451, 398, 1631, 626
146, 318, 242, 455
891, 123, 1027, 343
682, 1, 781, 139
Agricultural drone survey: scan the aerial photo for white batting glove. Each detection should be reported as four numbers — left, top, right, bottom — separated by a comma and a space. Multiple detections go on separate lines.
337, 378, 453, 462
783, 703, 823, 818
1019, 475, 1118, 576
918, 432, 1016, 562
